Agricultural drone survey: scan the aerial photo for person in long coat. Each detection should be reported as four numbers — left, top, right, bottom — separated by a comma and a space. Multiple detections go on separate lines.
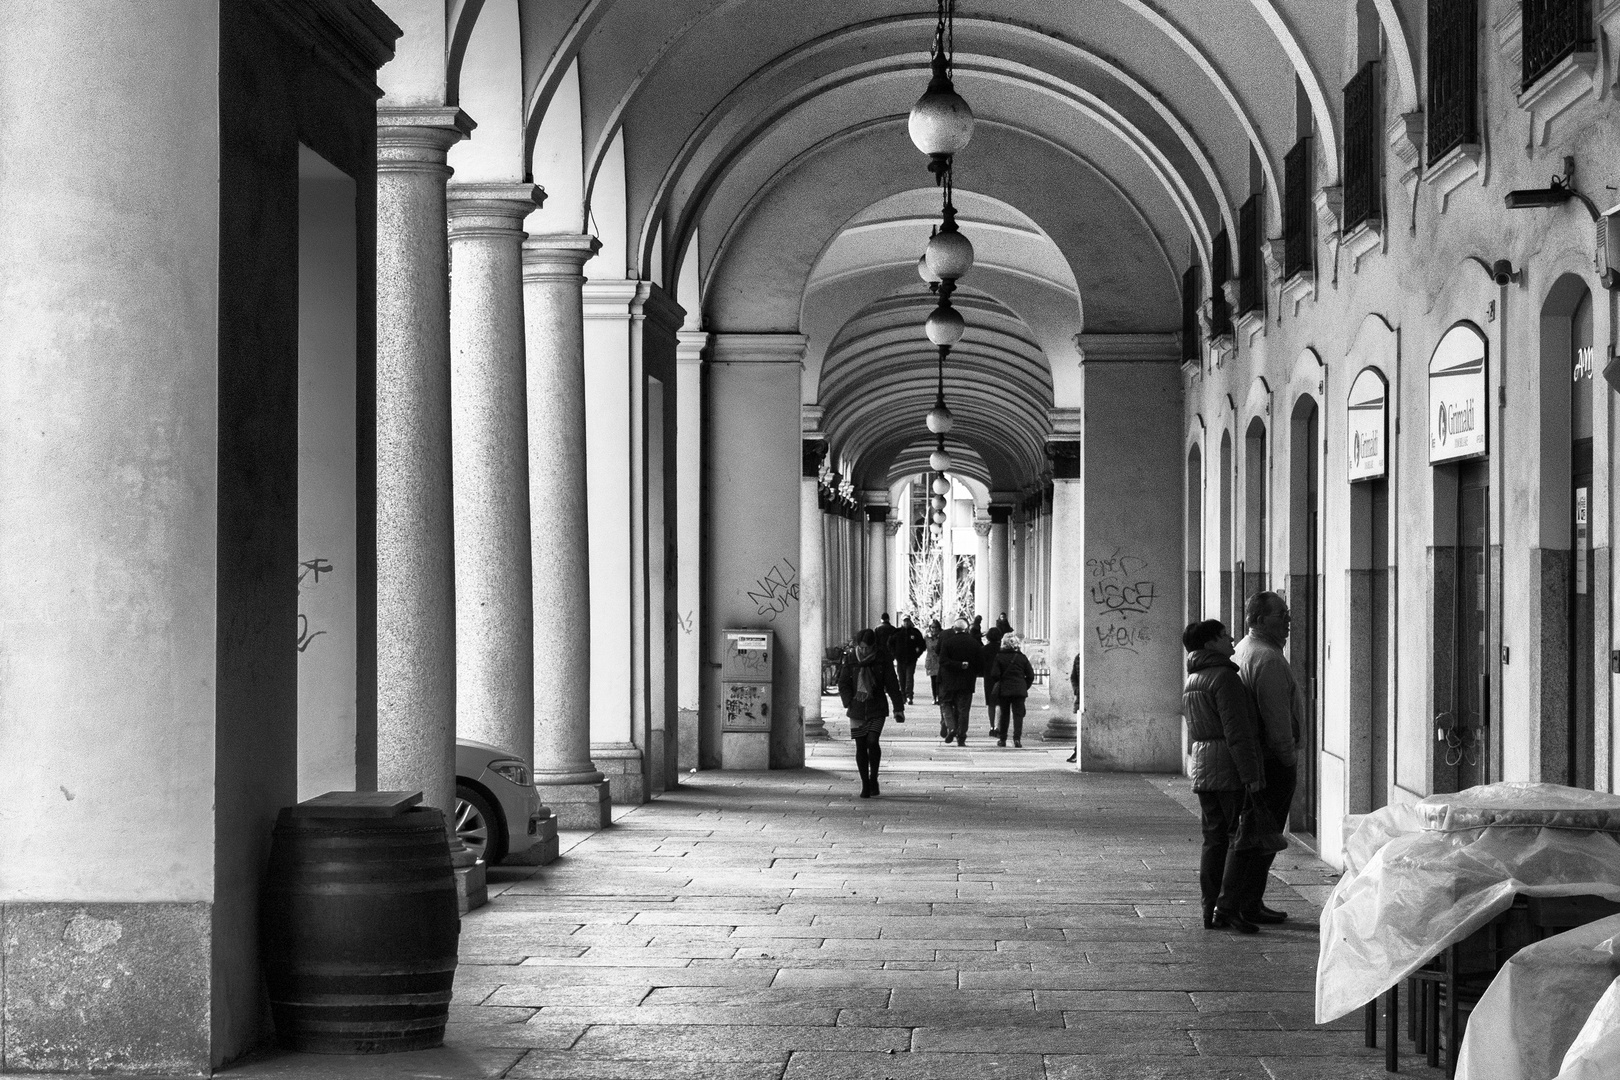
1182, 618, 1267, 934
986, 633, 1036, 747
922, 618, 943, 704
891, 616, 928, 705
980, 625, 1005, 737
838, 628, 905, 798
937, 616, 981, 746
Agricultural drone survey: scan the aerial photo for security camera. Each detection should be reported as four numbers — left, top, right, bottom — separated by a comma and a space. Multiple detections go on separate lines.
1491, 259, 1516, 286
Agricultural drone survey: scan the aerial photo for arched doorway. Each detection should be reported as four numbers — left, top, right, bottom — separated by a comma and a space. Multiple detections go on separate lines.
1242, 416, 1268, 629
1220, 430, 1234, 629
1538, 275, 1597, 787
1429, 322, 1491, 793
1346, 367, 1391, 811
1288, 396, 1320, 834
1186, 443, 1203, 623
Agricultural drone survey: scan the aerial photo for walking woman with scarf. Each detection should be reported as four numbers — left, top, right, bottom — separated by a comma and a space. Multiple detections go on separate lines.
838, 628, 906, 797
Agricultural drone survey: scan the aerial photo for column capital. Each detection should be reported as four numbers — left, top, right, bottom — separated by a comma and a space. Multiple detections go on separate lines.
974, 521, 993, 538
522, 233, 601, 281
864, 504, 889, 524
377, 107, 474, 173
886, 519, 904, 537
676, 330, 710, 365
1046, 440, 1081, 480
447, 182, 544, 239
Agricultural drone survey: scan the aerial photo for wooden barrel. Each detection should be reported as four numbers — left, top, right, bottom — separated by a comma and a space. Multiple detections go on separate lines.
261, 797, 460, 1054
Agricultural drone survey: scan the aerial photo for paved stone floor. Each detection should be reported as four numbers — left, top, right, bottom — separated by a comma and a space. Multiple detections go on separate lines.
184, 695, 1448, 1080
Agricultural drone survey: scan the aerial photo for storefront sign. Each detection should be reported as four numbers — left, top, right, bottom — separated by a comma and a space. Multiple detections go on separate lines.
1428, 324, 1488, 464
1347, 367, 1387, 482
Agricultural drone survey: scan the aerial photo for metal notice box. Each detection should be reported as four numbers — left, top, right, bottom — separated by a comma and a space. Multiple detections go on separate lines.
721, 629, 773, 733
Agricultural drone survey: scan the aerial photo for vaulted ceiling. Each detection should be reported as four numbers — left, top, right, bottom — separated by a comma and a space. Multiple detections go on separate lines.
419, 0, 1408, 490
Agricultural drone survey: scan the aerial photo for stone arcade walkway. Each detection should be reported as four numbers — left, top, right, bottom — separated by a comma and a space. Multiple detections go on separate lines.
212, 702, 1445, 1080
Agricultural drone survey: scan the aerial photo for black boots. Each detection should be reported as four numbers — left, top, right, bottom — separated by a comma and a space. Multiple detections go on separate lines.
1243, 904, 1288, 924
859, 777, 879, 798
1212, 908, 1259, 934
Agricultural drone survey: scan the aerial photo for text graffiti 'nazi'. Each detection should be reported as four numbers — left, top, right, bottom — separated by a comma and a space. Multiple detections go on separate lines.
747, 559, 800, 621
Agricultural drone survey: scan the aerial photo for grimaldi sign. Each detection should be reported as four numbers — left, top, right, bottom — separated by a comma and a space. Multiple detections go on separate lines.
1428, 323, 1488, 465
1346, 366, 1387, 482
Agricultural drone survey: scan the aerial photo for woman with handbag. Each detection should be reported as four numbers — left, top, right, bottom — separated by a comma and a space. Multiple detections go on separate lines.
837, 628, 905, 798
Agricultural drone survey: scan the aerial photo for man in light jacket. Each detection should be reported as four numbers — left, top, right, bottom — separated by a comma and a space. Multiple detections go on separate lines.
1233, 590, 1305, 925
1183, 618, 1266, 933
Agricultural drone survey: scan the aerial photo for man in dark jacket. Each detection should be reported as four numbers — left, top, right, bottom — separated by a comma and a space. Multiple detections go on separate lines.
873, 613, 896, 657
938, 616, 980, 746
1183, 618, 1267, 934
890, 616, 927, 704
986, 634, 1035, 747
981, 625, 1005, 736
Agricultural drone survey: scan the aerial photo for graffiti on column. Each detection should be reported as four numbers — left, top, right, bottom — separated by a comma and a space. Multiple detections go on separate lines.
675, 610, 695, 634
1086, 547, 1156, 654
746, 558, 799, 621
297, 557, 333, 652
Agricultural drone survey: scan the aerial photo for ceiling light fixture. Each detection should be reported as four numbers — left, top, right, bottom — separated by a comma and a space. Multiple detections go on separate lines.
908, 0, 974, 179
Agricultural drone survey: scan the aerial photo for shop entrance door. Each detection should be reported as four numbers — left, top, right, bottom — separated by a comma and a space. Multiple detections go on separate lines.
1570, 438, 1594, 788
1440, 460, 1490, 792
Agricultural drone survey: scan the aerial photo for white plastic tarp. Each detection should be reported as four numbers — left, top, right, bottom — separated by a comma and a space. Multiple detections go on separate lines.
1556, 976, 1620, 1080
1316, 783, 1620, 1023
1453, 913, 1620, 1080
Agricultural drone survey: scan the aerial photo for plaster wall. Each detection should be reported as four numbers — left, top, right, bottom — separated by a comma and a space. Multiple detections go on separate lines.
297, 151, 361, 800
1184, 19, 1620, 865
704, 338, 806, 769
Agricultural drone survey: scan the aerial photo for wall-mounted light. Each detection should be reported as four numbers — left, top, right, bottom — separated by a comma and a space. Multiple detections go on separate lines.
1504, 157, 1600, 220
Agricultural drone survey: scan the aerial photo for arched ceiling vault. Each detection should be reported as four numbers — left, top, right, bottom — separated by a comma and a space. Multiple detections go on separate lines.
430, 0, 1392, 492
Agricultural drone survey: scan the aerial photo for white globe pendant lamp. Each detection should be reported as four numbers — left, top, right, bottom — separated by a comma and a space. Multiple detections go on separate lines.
931, 476, 951, 495
926, 300, 965, 346
930, 447, 953, 472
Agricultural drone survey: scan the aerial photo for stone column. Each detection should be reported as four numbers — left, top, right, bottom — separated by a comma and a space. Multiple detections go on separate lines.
886, 518, 905, 614
940, 505, 957, 621
675, 331, 708, 766
1071, 343, 1184, 771
376, 108, 477, 881
801, 441, 829, 738
988, 505, 1011, 623
866, 504, 889, 627
974, 518, 992, 619
521, 234, 611, 828
446, 181, 558, 863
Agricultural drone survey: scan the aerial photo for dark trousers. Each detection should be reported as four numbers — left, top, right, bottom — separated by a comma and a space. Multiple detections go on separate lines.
994, 696, 1026, 740
939, 691, 974, 741
1197, 788, 1261, 912
984, 689, 999, 732
929, 674, 940, 701
1249, 760, 1297, 906
854, 733, 882, 781
897, 660, 917, 702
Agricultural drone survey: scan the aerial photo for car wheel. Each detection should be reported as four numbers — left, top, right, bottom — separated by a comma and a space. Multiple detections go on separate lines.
454, 784, 506, 865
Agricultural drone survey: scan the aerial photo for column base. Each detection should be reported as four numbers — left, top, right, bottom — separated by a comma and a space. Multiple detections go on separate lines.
536, 779, 612, 829
0, 902, 212, 1074
1042, 714, 1078, 743
592, 742, 648, 805
452, 846, 488, 913
803, 708, 829, 739
503, 809, 560, 865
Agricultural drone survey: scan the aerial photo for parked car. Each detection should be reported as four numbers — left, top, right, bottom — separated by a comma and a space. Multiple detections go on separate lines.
455, 739, 545, 865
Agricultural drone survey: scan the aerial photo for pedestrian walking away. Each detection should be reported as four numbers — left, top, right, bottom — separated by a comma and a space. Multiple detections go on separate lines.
1233, 591, 1302, 926
986, 633, 1035, 747
923, 618, 944, 706
981, 624, 1005, 737
937, 616, 980, 746
837, 628, 905, 797
1182, 618, 1268, 935
873, 612, 896, 658
891, 615, 927, 705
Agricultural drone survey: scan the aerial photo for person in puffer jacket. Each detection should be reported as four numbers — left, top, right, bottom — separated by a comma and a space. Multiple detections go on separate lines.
1182, 618, 1267, 934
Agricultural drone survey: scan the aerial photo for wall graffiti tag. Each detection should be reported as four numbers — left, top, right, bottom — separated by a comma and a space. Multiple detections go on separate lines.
1086, 546, 1157, 654
746, 558, 799, 621
297, 557, 333, 653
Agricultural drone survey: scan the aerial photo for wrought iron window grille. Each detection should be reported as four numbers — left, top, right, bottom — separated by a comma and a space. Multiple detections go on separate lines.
1210, 231, 1233, 338
1522, 0, 1594, 91
1283, 138, 1314, 280
1238, 195, 1262, 316
1426, 0, 1479, 163
1342, 63, 1380, 235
